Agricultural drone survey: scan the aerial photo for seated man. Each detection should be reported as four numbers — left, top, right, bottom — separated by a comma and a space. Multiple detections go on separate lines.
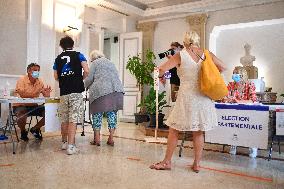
13, 63, 51, 141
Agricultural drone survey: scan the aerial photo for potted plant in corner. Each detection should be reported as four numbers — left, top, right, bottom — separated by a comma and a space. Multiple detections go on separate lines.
142, 86, 168, 128
126, 50, 156, 124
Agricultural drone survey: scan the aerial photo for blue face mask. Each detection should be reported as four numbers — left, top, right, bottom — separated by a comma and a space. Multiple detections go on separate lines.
31, 71, 40, 79
232, 74, 241, 82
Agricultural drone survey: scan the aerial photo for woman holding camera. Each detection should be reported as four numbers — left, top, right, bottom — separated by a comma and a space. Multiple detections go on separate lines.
150, 31, 225, 172
168, 42, 183, 102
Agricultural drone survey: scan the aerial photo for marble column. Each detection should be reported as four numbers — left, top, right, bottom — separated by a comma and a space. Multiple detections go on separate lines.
186, 14, 208, 49
137, 21, 157, 61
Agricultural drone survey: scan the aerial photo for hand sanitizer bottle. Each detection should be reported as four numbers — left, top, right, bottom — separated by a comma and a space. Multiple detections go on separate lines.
260, 77, 265, 93
3, 81, 10, 98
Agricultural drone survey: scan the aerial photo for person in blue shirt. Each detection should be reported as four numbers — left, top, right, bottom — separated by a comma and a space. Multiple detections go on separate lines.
53, 36, 89, 155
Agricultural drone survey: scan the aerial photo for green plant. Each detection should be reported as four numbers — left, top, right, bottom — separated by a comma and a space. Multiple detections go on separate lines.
126, 50, 156, 87
138, 86, 167, 114
126, 50, 156, 113
281, 93, 284, 98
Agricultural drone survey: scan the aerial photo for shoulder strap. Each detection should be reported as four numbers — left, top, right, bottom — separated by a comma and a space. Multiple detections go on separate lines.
191, 48, 206, 61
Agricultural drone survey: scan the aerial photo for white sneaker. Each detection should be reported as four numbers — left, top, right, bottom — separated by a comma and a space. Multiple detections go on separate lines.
61, 142, 68, 150
67, 144, 79, 155
229, 146, 237, 155
249, 148, 258, 158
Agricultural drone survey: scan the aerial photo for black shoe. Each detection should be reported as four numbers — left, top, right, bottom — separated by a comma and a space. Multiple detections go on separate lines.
30, 127, 43, 140
20, 130, 29, 141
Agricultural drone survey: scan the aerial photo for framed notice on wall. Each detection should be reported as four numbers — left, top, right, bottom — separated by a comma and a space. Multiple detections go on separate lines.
276, 109, 284, 135
205, 103, 269, 149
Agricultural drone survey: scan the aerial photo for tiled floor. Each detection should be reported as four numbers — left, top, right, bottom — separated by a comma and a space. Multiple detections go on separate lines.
0, 122, 283, 189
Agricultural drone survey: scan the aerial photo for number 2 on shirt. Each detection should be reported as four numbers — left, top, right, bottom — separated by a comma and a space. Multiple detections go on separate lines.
61, 56, 70, 64
61, 56, 74, 76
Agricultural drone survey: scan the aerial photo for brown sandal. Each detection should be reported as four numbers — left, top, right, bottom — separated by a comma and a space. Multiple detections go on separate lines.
149, 162, 171, 170
90, 141, 100, 146
191, 165, 200, 173
107, 140, 114, 146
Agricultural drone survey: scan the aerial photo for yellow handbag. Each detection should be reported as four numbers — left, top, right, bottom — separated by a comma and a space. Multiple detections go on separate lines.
199, 50, 228, 100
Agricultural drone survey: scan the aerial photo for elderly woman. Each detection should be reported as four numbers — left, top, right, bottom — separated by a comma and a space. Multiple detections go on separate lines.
223, 67, 257, 103
84, 50, 124, 146
223, 67, 258, 158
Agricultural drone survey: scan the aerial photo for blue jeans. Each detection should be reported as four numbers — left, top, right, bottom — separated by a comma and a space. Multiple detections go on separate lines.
92, 111, 117, 131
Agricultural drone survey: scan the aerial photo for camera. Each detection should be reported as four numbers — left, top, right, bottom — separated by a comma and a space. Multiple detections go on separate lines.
158, 49, 175, 59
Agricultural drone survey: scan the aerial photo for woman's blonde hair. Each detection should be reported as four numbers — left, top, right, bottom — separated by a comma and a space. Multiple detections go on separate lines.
90, 50, 105, 62
183, 31, 200, 47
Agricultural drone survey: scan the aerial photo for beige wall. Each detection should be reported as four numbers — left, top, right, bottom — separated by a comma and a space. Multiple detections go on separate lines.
0, 0, 27, 75
206, 1, 284, 47
152, 18, 189, 103
150, 1, 284, 102
153, 18, 188, 66
206, 1, 284, 100
216, 22, 284, 99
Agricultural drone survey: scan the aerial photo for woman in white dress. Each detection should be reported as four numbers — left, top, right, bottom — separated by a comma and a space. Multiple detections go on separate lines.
150, 31, 226, 172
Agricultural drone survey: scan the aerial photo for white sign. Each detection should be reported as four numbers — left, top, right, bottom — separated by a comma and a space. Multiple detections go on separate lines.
45, 103, 61, 132
205, 104, 269, 149
276, 109, 284, 135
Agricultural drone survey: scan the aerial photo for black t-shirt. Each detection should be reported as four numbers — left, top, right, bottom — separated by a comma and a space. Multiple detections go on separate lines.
169, 67, 180, 86
54, 51, 85, 96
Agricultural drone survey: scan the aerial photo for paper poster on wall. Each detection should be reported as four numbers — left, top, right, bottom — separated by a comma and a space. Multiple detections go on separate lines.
45, 103, 60, 132
276, 109, 284, 135
205, 103, 269, 149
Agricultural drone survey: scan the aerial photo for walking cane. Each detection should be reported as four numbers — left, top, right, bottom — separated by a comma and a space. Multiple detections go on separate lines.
144, 67, 167, 144
81, 89, 87, 136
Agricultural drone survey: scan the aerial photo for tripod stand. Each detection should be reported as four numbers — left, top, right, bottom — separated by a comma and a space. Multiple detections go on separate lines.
79, 90, 92, 136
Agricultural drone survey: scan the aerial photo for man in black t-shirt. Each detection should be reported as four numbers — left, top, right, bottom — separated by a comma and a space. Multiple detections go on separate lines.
53, 36, 89, 155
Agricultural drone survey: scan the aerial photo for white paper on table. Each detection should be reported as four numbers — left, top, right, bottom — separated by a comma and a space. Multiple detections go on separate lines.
45, 103, 60, 132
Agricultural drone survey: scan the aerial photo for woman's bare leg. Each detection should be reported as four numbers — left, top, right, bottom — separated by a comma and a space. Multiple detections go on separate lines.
192, 131, 204, 169
164, 128, 179, 162
150, 128, 179, 169
108, 129, 115, 143
94, 130, 100, 143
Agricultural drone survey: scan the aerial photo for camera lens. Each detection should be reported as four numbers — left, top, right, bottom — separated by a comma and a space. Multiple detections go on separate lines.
158, 49, 175, 59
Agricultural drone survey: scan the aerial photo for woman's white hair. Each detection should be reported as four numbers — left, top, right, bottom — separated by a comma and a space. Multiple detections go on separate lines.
183, 31, 200, 47
90, 50, 105, 62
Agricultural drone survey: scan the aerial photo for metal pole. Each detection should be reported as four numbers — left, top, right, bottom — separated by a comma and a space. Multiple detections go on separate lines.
154, 67, 159, 140
155, 88, 158, 140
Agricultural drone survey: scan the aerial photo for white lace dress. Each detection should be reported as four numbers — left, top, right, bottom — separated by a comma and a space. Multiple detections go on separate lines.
165, 49, 217, 131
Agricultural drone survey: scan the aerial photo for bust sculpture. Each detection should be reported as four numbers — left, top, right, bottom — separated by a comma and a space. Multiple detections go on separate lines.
240, 43, 256, 67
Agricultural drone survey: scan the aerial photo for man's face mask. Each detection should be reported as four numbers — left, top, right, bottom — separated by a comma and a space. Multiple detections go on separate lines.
232, 74, 241, 83
32, 71, 40, 79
